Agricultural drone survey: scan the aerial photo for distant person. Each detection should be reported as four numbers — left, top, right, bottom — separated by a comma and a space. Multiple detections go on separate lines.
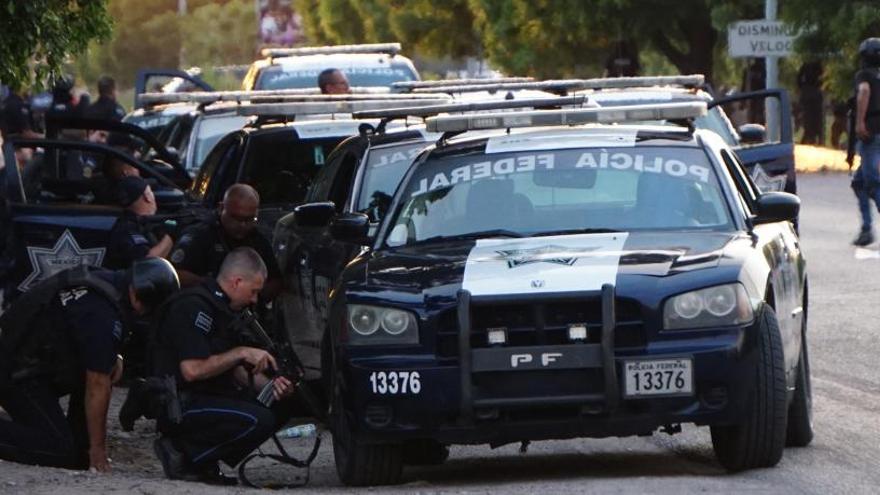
45, 75, 80, 121
85, 76, 126, 122
797, 61, 824, 145
0, 84, 37, 138
851, 37, 880, 247
318, 68, 351, 94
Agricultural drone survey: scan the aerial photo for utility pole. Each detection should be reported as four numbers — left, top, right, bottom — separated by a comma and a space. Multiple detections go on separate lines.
178, 0, 187, 69
765, 0, 780, 141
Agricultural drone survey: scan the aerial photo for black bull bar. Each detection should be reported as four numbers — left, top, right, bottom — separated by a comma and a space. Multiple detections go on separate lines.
456, 284, 619, 423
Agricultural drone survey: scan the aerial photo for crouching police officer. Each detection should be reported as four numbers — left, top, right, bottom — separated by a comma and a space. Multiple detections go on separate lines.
150, 247, 294, 485
0, 259, 179, 471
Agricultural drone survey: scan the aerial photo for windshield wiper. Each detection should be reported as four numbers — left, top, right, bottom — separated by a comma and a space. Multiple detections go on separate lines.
417, 229, 525, 244
531, 228, 622, 237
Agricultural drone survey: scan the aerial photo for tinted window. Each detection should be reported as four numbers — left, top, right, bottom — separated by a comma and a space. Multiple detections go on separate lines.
256, 63, 418, 90
239, 133, 344, 205
356, 141, 427, 222
190, 135, 239, 202
385, 146, 732, 246
191, 114, 251, 172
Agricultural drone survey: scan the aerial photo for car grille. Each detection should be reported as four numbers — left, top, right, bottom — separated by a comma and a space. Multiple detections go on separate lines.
434, 297, 645, 359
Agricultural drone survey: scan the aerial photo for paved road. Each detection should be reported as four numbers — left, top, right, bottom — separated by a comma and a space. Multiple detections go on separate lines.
2, 173, 878, 494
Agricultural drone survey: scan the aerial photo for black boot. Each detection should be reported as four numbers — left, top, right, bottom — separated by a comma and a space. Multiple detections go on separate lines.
153, 436, 198, 481
119, 378, 147, 432
853, 230, 875, 247
194, 462, 238, 486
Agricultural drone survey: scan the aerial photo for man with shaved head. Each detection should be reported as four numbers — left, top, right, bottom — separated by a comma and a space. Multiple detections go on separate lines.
150, 247, 294, 484
169, 183, 282, 299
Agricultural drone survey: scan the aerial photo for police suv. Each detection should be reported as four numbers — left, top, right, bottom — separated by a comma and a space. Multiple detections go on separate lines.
291, 101, 811, 485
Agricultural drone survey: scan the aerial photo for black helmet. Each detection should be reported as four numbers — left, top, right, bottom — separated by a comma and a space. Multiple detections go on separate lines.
130, 258, 180, 309
859, 37, 880, 67
52, 74, 74, 100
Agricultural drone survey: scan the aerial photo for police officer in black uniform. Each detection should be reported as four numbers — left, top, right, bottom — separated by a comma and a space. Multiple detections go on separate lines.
106, 176, 174, 269
851, 38, 880, 246
1, 84, 35, 138
151, 247, 294, 485
84, 76, 126, 122
0, 258, 179, 471
170, 183, 282, 299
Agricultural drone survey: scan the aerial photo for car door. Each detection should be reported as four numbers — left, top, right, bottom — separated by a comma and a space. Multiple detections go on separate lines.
709, 89, 796, 194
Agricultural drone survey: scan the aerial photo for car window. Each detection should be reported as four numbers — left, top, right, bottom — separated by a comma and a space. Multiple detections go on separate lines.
696, 107, 738, 146
356, 141, 427, 222
720, 149, 757, 214
328, 153, 360, 213
385, 145, 733, 246
255, 62, 418, 90
239, 133, 343, 205
191, 114, 251, 172
190, 135, 240, 202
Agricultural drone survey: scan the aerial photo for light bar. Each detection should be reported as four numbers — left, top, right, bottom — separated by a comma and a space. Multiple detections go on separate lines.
260, 43, 401, 58
138, 87, 400, 105
424, 102, 707, 133
411, 75, 706, 94
236, 98, 452, 117
353, 95, 589, 120
392, 77, 534, 90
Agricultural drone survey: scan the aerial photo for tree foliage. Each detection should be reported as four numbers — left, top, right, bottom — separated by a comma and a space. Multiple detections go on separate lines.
0, 0, 112, 90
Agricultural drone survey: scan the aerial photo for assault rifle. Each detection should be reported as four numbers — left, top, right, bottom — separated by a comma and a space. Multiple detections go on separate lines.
234, 308, 326, 422
847, 96, 857, 169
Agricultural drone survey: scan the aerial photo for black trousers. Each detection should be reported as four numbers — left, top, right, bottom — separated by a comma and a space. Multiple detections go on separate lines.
163, 393, 292, 470
0, 382, 88, 469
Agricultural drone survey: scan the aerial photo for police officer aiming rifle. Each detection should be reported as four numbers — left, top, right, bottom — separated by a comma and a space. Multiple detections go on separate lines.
0, 258, 179, 472
150, 247, 295, 485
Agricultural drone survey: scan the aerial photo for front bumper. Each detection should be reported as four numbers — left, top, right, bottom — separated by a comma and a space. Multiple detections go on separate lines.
340, 286, 757, 445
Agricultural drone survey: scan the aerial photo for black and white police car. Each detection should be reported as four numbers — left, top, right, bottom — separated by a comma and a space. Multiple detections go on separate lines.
292, 101, 811, 485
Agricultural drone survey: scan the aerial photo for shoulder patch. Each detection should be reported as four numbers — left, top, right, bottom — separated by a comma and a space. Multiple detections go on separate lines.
170, 248, 186, 264
131, 234, 150, 245
178, 233, 193, 245
194, 311, 213, 334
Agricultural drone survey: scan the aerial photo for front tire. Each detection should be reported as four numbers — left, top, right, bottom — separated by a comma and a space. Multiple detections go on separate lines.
711, 305, 788, 471
786, 318, 813, 447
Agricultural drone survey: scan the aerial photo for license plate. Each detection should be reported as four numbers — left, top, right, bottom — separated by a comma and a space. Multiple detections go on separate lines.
624, 358, 693, 397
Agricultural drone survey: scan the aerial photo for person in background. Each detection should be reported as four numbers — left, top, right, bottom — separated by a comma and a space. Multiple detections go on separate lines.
851, 38, 880, 247
317, 68, 351, 95
85, 76, 126, 122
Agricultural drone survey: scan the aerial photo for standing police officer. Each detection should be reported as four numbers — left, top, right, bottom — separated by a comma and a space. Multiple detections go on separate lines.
170, 183, 282, 299
852, 38, 880, 246
105, 176, 174, 269
151, 248, 294, 485
84, 76, 126, 122
0, 259, 179, 471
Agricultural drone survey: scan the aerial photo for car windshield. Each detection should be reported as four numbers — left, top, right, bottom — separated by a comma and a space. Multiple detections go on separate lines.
356, 141, 428, 223
256, 63, 418, 90
383, 145, 733, 247
191, 114, 251, 171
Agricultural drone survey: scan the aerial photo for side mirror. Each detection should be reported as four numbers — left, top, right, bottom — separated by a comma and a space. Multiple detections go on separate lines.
293, 202, 336, 228
754, 192, 799, 225
330, 213, 370, 244
738, 123, 766, 145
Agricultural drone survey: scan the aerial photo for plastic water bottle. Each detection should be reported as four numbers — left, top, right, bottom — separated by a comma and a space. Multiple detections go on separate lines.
280, 423, 316, 439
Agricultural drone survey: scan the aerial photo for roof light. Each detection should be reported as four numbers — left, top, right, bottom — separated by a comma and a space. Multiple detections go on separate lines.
410, 75, 706, 95
260, 43, 401, 58
424, 102, 707, 133
352, 95, 590, 120
392, 77, 534, 90
138, 87, 401, 105
236, 98, 451, 117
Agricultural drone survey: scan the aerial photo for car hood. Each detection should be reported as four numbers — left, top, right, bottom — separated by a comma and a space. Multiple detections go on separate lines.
359, 231, 738, 296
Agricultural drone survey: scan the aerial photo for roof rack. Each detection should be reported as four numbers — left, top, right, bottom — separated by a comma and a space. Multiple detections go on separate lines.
138, 87, 395, 106
424, 101, 707, 133
352, 95, 589, 120
236, 97, 452, 118
410, 75, 706, 94
260, 43, 401, 58
392, 77, 534, 90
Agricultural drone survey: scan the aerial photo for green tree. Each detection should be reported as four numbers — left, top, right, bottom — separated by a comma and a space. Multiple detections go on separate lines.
181, 0, 258, 68
783, 0, 880, 100
0, 0, 112, 90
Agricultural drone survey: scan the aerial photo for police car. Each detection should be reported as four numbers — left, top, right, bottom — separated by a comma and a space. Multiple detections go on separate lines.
290, 101, 810, 485
242, 43, 420, 91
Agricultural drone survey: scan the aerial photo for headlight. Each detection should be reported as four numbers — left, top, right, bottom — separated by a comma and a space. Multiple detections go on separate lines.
347, 305, 419, 345
664, 283, 753, 330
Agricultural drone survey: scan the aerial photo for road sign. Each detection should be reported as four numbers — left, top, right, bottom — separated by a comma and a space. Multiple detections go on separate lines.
728, 20, 799, 58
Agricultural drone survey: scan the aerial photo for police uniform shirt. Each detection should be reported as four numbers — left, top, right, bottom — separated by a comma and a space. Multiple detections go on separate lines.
169, 215, 281, 281
106, 211, 154, 270
1, 93, 32, 136
57, 272, 128, 375
84, 96, 126, 122
160, 280, 240, 396
855, 67, 880, 134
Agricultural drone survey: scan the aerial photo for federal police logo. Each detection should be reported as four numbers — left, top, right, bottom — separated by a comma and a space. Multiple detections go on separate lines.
18, 230, 106, 292
494, 245, 599, 269
194, 311, 213, 334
